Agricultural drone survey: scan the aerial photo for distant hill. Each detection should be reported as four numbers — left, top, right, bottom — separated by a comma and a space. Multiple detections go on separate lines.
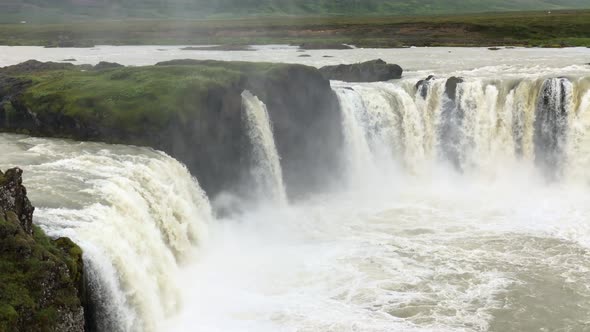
1, 0, 590, 23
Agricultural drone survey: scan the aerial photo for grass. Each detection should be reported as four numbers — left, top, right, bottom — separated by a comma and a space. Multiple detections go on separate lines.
0, 10, 589, 47
1, 0, 589, 23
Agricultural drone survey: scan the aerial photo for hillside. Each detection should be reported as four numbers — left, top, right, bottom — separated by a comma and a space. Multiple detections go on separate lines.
1, 0, 589, 23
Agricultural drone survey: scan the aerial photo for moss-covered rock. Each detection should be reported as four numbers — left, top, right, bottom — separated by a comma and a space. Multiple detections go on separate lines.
0, 60, 343, 198
0, 168, 85, 332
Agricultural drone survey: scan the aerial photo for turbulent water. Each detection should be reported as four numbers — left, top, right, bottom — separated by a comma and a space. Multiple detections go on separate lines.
2, 47, 590, 332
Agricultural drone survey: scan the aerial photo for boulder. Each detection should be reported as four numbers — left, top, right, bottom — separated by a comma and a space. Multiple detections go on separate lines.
319, 59, 403, 82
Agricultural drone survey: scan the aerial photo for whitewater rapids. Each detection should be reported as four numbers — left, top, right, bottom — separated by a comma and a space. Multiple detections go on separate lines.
1, 47, 590, 332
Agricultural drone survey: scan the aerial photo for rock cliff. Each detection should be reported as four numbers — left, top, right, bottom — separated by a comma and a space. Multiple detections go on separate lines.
0, 60, 343, 199
0, 168, 85, 332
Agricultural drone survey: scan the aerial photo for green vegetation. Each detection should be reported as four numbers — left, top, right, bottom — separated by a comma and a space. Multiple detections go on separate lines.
1, 0, 589, 23
13, 61, 293, 137
0, 211, 83, 331
1, 10, 589, 47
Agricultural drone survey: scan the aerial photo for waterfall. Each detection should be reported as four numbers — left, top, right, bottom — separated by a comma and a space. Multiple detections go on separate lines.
241, 90, 288, 204
534, 78, 574, 179
334, 76, 589, 180
31, 146, 213, 332
334, 86, 379, 182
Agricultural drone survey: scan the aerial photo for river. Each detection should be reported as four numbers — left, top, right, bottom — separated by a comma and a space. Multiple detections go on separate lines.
1, 46, 589, 332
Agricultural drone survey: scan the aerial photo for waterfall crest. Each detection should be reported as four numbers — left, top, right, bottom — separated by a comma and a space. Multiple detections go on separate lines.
242, 90, 288, 205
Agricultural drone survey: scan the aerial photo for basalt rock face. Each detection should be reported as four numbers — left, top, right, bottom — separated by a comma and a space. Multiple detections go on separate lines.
319, 59, 403, 82
0, 60, 343, 199
0, 168, 85, 332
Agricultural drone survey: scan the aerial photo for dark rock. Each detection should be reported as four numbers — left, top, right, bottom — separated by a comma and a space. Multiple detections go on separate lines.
415, 75, 436, 99
323, 55, 334, 58
62, 58, 76, 62
298, 54, 312, 57
299, 43, 353, 50
319, 59, 403, 82
94, 61, 124, 70
445, 76, 464, 101
488, 47, 502, 51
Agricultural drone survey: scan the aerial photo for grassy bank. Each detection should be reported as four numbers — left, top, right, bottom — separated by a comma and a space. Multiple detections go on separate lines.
1, 10, 589, 48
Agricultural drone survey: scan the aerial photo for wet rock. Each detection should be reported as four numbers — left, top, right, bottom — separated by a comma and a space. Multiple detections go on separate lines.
319, 59, 403, 82
415, 75, 436, 99
445, 76, 464, 101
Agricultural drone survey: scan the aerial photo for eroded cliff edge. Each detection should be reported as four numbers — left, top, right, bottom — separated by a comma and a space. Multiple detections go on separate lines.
0, 60, 343, 199
0, 168, 85, 332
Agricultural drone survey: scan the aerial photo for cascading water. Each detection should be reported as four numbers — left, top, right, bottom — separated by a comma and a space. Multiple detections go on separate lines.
1, 137, 212, 332
534, 78, 574, 179
336, 76, 588, 181
241, 90, 288, 204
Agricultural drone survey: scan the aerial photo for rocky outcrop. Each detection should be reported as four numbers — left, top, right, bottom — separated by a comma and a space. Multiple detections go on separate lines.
319, 59, 403, 82
0, 168, 85, 332
0, 60, 343, 199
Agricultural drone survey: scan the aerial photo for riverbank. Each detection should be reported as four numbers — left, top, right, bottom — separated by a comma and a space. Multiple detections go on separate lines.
1, 10, 589, 48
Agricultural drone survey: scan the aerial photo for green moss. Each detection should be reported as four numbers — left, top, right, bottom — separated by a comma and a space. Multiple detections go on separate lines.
0, 214, 83, 331
13, 61, 292, 139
